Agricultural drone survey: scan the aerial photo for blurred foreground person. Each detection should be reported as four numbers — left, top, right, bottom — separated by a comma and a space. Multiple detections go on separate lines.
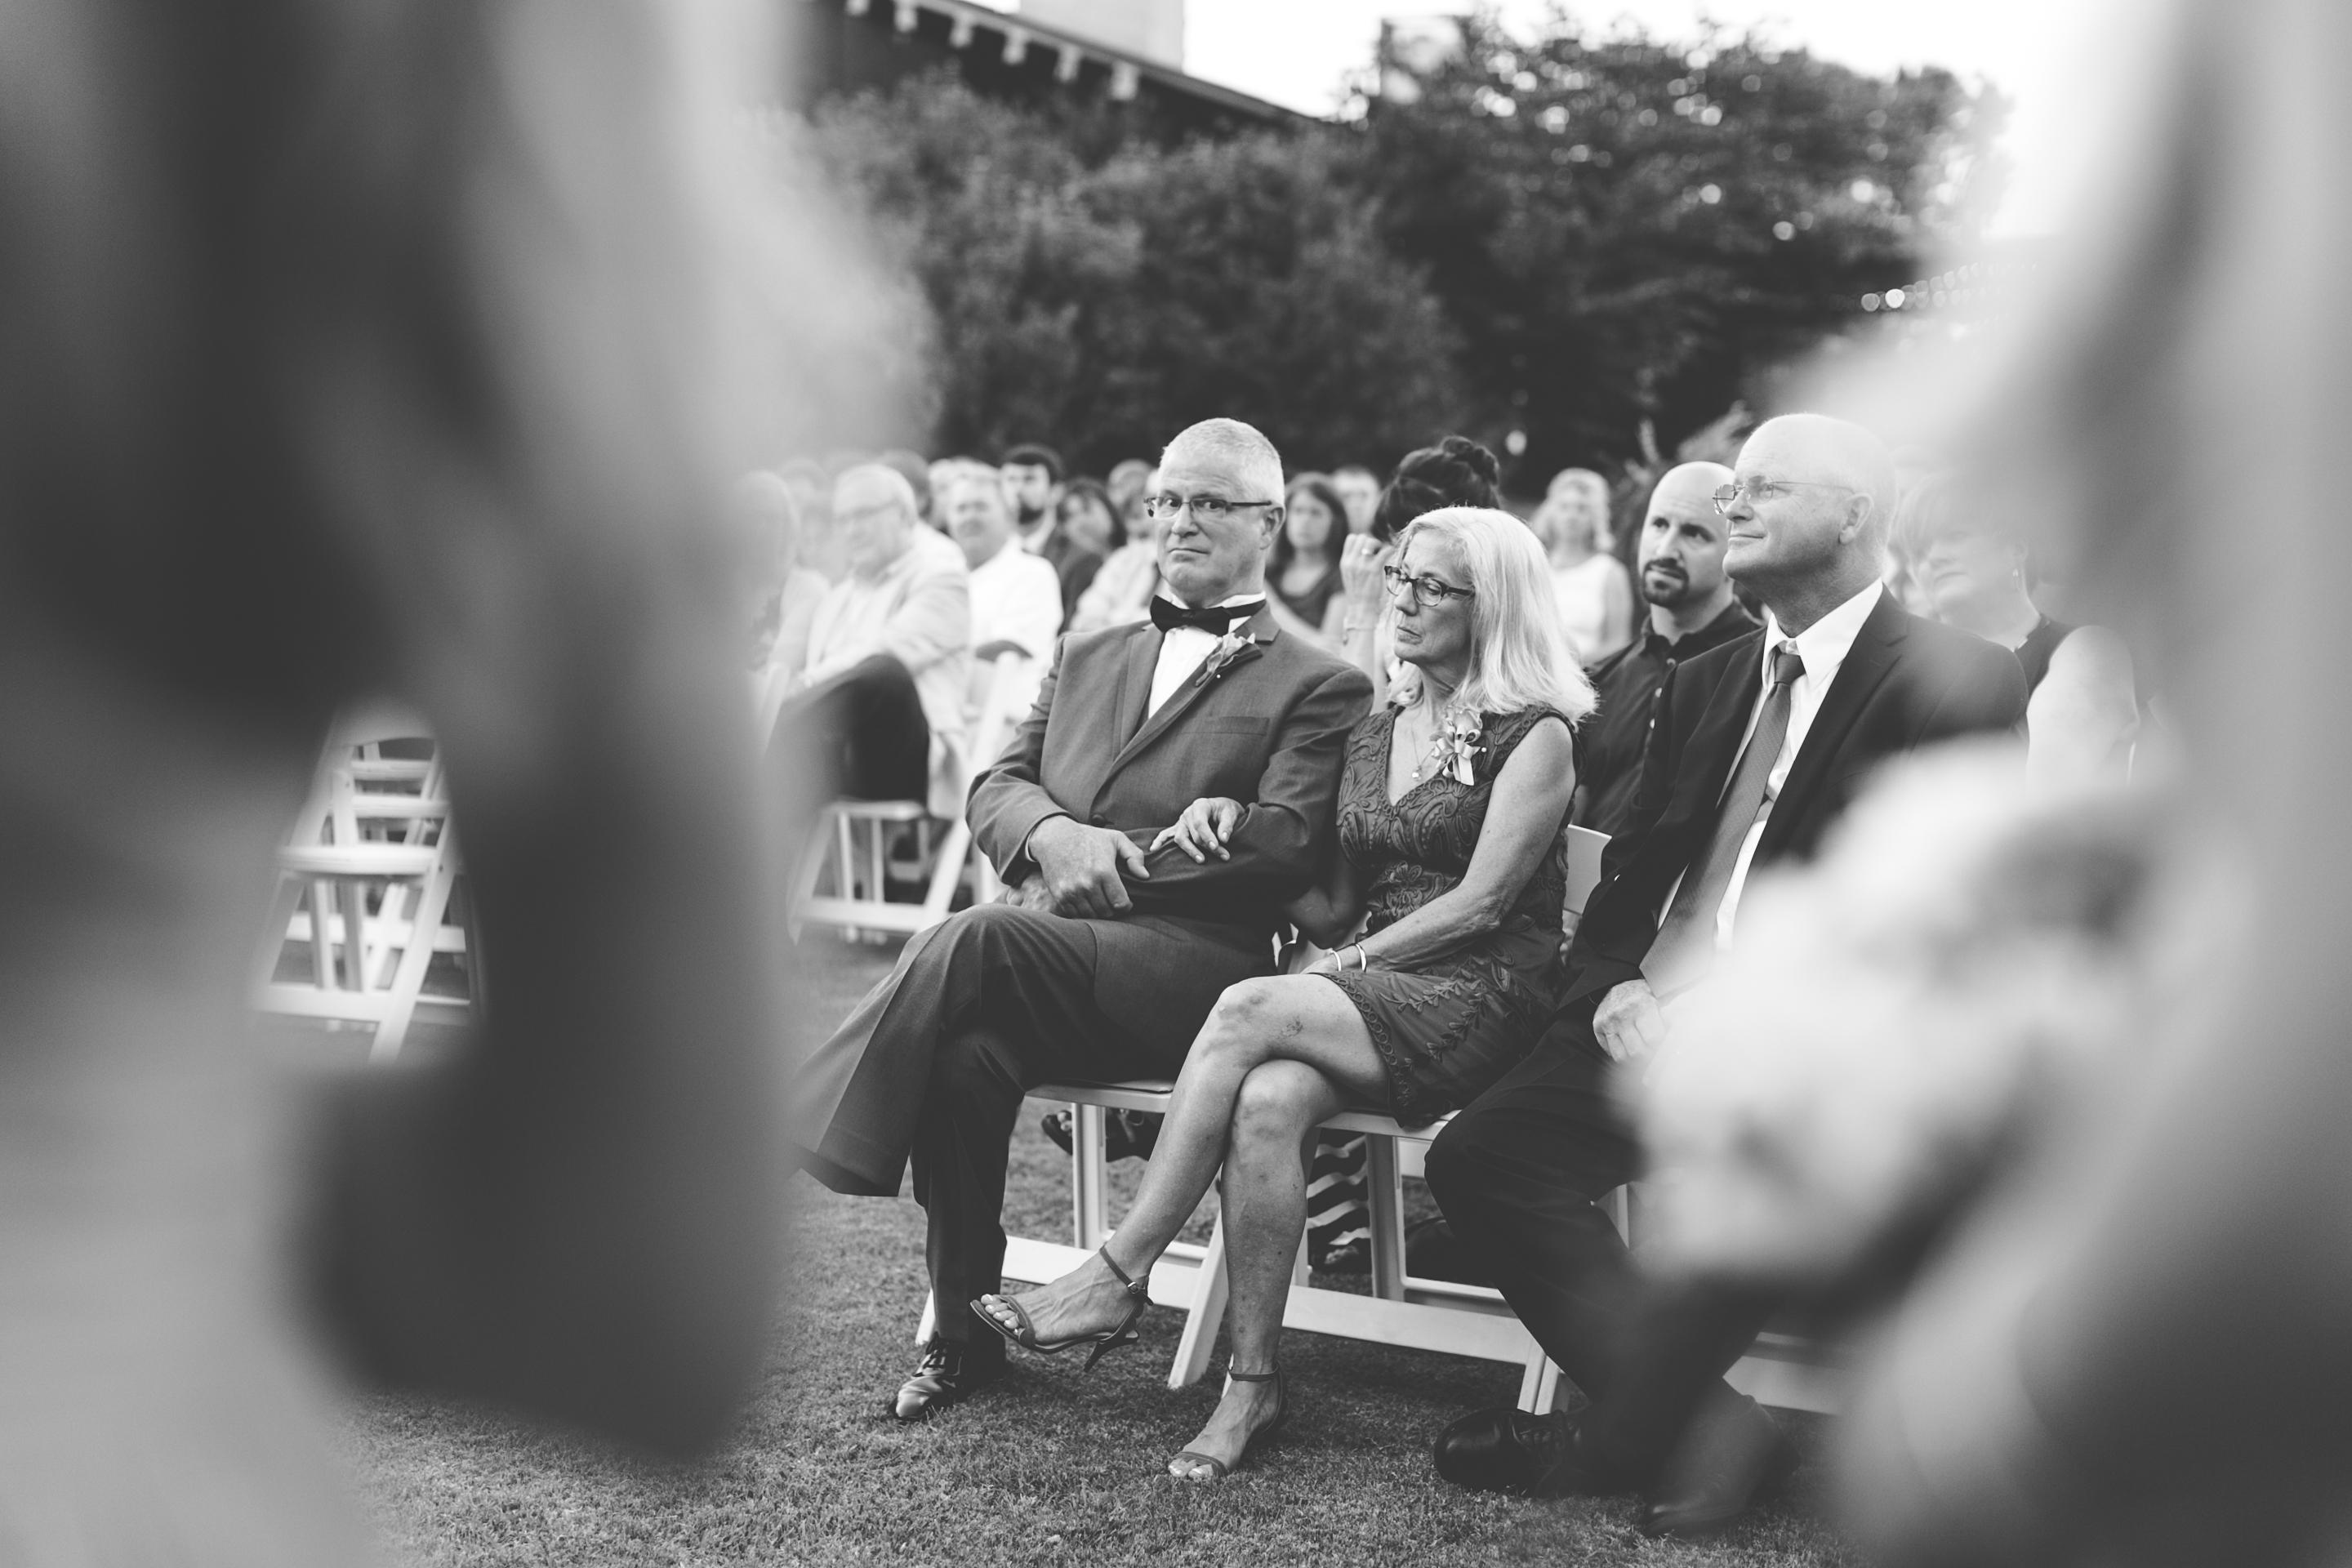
790, 419, 1368, 1423
1896, 474, 2137, 785
1757, 2, 2352, 1561
1575, 462, 1755, 838
1423, 415, 2027, 1535
0, 1, 803, 1561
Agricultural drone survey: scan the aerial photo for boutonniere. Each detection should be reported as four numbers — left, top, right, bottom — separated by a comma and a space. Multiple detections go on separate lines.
1431, 708, 1486, 785
1192, 630, 1267, 688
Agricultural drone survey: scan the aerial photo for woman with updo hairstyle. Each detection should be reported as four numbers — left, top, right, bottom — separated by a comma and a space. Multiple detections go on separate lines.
1339, 435, 1507, 701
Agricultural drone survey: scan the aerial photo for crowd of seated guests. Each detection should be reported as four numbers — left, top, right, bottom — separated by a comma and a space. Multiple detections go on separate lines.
777, 412, 2149, 1536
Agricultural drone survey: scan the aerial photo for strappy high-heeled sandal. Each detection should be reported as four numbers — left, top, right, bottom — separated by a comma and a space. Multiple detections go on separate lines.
1168, 1365, 1289, 1481
970, 1247, 1152, 1373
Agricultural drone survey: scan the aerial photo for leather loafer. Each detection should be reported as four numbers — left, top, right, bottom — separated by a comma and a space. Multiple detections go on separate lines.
1637, 1398, 1801, 1539
889, 1339, 1003, 1423
1432, 1405, 1607, 1497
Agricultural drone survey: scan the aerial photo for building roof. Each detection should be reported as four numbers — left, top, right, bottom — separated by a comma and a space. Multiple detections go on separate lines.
799, 0, 1303, 133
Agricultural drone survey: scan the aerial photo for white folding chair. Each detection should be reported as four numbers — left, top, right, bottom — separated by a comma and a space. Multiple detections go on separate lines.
252, 703, 471, 1062
959, 822, 1846, 1414
788, 651, 1028, 941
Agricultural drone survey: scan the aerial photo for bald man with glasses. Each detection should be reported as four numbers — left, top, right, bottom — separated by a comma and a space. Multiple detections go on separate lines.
791, 418, 1370, 1423
1423, 414, 2029, 1537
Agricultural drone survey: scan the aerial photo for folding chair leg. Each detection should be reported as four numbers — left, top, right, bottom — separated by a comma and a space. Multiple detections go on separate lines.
1168, 1205, 1228, 1389
308, 879, 336, 989
336, 879, 369, 990
921, 820, 971, 923
369, 832, 461, 1064
1072, 1102, 1109, 1250
1518, 1352, 1564, 1414
1367, 1134, 1405, 1301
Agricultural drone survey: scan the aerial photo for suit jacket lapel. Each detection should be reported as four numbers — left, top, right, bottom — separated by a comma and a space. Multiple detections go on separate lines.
1102, 606, 1278, 786
1674, 633, 1766, 821
1763, 592, 1907, 853
1115, 623, 1161, 747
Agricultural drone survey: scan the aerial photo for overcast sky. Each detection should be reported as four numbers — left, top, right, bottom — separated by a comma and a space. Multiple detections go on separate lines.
1183, 0, 2133, 235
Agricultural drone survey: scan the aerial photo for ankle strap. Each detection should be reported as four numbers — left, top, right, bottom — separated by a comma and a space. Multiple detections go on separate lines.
1098, 1246, 1147, 1294
1223, 1365, 1280, 1382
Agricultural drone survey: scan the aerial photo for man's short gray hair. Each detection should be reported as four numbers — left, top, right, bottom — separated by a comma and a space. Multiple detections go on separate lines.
1752, 414, 1897, 547
834, 461, 920, 518
1160, 418, 1285, 503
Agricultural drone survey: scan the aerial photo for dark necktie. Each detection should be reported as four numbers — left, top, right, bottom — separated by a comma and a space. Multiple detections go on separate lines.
1150, 596, 1263, 635
1642, 643, 1806, 996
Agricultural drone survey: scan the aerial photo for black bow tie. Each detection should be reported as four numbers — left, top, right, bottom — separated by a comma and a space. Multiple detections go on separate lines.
1151, 597, 1263, 635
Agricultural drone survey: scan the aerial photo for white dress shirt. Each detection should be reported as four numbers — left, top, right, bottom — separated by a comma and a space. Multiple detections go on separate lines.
1660, 578, 1883, 949
802, 525, 973, 816
967, 535, 1062, 715
1147, 593, 1266, 716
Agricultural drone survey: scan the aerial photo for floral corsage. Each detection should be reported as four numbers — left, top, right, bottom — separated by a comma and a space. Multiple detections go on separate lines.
1192, 629, 1265, 688
1428, 708, 1486, 786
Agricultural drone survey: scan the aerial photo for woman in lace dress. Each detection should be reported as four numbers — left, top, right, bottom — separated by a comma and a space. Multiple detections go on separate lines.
977, 507, 1593, 1480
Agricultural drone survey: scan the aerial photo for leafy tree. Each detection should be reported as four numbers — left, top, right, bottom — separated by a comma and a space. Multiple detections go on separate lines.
804, 74, 1464, 474
1356, 14, 2005, 482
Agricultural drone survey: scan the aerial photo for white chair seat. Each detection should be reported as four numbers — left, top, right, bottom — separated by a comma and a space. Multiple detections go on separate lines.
938, 825, 1845, 1414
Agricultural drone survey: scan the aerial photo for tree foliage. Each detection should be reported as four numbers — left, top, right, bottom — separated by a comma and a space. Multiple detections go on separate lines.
807, 74, 1464, 474
1357, 15, 2003, 480
796, 20, 1999, 484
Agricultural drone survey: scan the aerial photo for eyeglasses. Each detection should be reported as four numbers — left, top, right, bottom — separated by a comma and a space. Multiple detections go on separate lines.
1711, 479, 1857, 516
1143, 492, 1281, 522
1381, 564, 1477, 604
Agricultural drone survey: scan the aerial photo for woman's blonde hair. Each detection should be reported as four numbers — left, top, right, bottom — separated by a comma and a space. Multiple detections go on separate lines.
1387, 506, 1596, 723
1535, 469, 1614, 555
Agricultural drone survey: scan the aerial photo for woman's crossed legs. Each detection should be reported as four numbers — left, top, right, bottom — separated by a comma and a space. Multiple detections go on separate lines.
975, 973, 1387, 1474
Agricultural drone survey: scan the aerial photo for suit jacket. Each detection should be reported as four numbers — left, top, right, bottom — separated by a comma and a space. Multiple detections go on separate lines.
1561, 590, 2028, 1014
967, 604, 1370, 1018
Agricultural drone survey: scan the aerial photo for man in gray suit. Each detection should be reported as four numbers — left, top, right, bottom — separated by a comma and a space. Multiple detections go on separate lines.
794, 418, 1373, 1419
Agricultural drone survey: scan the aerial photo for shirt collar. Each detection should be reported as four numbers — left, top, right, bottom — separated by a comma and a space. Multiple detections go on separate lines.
976, 536, 1026, 572
1153, 590, 1267, 613
1761, 578, 1882, 677
1638, 600, 1755, 662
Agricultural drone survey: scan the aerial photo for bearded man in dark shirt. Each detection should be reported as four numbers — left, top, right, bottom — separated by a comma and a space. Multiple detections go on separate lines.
1575, 463, 1757, 838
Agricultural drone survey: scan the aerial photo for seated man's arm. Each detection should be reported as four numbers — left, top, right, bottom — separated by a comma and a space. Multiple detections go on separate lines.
1562, 661, 1686, 1008
1000, 561, 1065, 664
1129, 662, 1373, 904
877, 557, 970, 676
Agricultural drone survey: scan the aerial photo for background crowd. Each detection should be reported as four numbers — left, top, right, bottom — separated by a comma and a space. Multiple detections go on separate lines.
740, 415, 2143, 1301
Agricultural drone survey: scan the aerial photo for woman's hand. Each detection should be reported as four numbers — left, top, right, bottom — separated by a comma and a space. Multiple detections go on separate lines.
1340, 535, 1390, 613
1150, 796, 1244, 863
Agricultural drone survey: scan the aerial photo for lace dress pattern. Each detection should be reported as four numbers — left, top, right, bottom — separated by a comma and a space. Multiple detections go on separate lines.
1322, 706, 1572, 1128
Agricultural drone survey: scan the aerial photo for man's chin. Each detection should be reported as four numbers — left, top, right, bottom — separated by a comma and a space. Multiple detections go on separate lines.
1641, 579, 1690, 609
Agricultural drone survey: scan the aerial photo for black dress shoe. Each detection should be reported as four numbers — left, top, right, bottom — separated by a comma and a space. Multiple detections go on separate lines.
889, 1339, 1003, 1423
1432, 1405, 1609, 1497
1637, 1401, 1801, 1539
1039, 1107, 1160, 1161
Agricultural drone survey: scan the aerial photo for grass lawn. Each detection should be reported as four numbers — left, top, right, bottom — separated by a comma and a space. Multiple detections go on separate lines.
339, 933, 1862, 1567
